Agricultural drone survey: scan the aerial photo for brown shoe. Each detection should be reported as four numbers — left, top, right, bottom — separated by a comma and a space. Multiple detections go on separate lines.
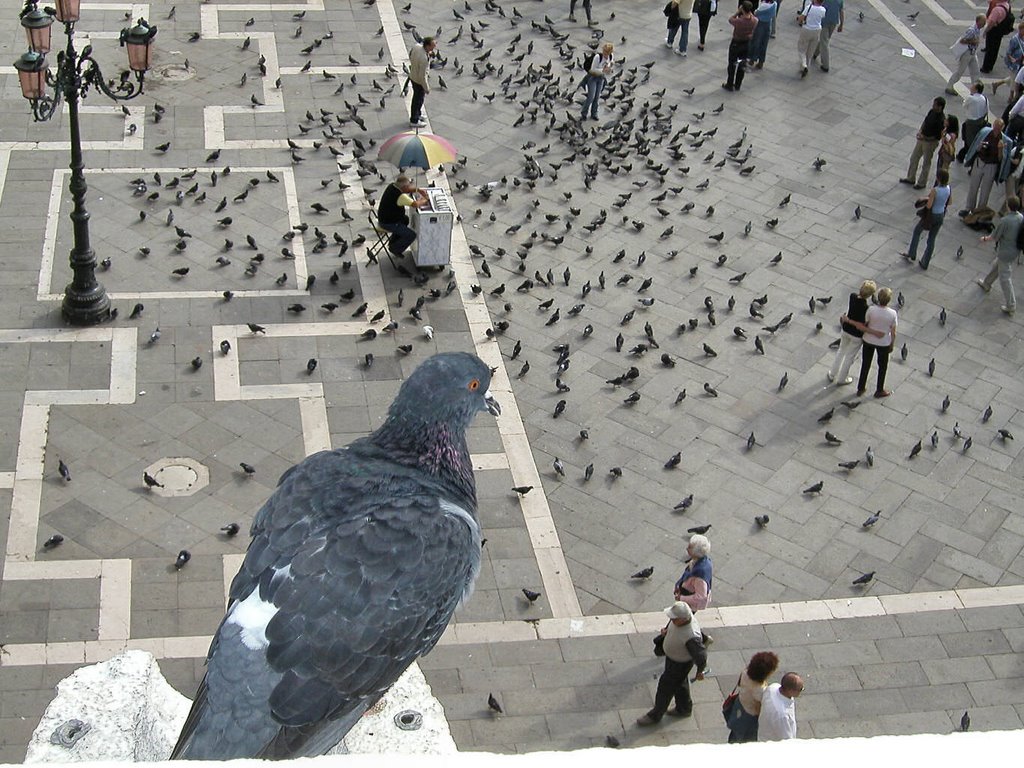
636, 712, 662, 726
874, 389, 892, 398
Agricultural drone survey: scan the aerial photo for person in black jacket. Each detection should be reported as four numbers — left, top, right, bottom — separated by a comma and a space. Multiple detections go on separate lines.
826, 280, 877, 386
899, 97, 946, 189
694, 0, 716, 51
981, 0, 1014, 74
377, 175, 426, 257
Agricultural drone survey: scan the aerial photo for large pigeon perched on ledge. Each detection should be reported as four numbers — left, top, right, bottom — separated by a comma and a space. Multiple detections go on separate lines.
171, 352, 500, 760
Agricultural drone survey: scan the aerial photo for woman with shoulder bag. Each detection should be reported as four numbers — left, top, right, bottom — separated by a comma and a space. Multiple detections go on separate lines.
937, 115, 960, 180
901, 168, 952, 269
725, 651, 779, 743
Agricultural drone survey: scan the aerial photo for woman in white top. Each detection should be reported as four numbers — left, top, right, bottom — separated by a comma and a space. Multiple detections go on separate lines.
796, 0, 826, 77
726, 651, 779, 743
848, 286, 897, 399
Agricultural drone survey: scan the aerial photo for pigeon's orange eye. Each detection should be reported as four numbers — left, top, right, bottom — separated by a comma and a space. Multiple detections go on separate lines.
468, 379, 480, 391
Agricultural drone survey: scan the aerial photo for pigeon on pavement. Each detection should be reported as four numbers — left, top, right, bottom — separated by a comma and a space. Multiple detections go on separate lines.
172, 353, 501, 760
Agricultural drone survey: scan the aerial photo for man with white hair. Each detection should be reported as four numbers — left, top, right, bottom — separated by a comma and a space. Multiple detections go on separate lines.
637, 601, 707, 726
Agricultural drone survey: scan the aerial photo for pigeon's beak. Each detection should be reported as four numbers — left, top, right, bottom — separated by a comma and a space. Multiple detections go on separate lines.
484, 390, 501, 417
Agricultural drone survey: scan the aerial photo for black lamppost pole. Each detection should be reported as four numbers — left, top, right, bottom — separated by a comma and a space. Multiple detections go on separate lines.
14, 0, 156, 325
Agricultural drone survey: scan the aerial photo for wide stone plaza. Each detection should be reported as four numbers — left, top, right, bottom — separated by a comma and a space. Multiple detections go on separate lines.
1, 0, 1022, 759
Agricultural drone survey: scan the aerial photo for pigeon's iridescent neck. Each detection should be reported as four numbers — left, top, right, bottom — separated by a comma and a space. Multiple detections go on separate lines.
417, 422, 476, 502
375, 417, 477, 505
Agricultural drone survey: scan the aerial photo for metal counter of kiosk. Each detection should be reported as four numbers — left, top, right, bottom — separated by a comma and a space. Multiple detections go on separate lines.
410, 187, 453, 267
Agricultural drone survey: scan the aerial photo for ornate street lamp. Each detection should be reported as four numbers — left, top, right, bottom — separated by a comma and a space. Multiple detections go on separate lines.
14, 0, 156, 325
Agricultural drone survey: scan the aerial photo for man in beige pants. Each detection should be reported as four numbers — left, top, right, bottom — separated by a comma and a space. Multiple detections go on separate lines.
797, 0, 826, 77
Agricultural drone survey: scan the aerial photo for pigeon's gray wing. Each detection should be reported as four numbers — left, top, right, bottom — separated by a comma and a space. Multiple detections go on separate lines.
172, 449, 481, 760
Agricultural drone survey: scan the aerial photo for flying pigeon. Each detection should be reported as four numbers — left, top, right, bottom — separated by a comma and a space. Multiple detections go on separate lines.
171, 353, 501, 760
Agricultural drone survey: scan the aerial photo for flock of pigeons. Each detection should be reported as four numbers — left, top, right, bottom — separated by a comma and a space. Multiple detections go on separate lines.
33, 0, 1003, 752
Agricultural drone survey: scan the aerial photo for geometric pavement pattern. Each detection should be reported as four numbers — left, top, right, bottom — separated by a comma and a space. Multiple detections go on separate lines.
1, 0, 1022, 759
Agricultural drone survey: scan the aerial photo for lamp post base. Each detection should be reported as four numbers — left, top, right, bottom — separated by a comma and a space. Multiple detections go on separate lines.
61, 281, 111, 325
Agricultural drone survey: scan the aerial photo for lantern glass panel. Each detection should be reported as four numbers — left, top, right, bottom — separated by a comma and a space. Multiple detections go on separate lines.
54, 0, 81, 23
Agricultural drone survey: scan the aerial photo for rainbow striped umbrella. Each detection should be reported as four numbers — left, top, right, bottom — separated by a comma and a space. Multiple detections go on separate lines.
377, 130, 457, 170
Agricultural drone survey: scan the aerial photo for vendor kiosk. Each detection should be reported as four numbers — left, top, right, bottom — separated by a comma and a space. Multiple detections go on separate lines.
410, 187, 453, 267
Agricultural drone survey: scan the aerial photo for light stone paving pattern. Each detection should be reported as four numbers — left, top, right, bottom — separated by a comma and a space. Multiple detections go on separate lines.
1, 0, 1023, 760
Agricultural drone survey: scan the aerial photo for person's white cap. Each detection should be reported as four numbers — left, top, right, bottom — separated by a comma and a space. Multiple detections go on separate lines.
664, 601, 693, 621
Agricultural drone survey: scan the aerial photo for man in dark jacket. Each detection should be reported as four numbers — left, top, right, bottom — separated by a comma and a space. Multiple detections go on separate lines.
377, 175, 425, 257
900, 97, 946, 189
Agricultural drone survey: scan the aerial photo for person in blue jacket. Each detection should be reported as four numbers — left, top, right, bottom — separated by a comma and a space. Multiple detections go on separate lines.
748, 0, 777, 69
960, 118, 1014, 218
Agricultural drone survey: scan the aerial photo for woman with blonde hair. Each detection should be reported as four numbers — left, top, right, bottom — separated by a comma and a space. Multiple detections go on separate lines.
847, 287, 898, 399
725, 651, 780, 742
827, 279, 876, 386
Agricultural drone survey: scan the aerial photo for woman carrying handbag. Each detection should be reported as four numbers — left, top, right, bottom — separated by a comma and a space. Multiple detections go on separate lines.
724, 651, 779, 743
901, 168, 951, 269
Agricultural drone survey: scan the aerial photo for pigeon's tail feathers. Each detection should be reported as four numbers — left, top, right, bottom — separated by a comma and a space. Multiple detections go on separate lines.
258, 703, 374, 759
171, 622, 285, 759
171, 623, 376, 760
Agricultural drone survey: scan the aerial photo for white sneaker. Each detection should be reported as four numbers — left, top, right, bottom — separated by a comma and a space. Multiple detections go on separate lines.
976, 279, 991, 293
666, 39, 673, 48
841, 377, 854, 385
676, 50, 687, 57
1001, 305, 1016, 316
826, 372, 835, 382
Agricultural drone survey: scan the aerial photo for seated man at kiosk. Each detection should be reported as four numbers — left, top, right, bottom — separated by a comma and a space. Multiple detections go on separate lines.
377, 174, 427, 258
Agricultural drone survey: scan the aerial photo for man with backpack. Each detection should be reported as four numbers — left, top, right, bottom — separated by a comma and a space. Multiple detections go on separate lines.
982, 0, 1015, 73
976, 194, 1023, 316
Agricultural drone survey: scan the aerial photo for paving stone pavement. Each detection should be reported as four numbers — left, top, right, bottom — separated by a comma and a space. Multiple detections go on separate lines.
1, 0, 1023, 761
